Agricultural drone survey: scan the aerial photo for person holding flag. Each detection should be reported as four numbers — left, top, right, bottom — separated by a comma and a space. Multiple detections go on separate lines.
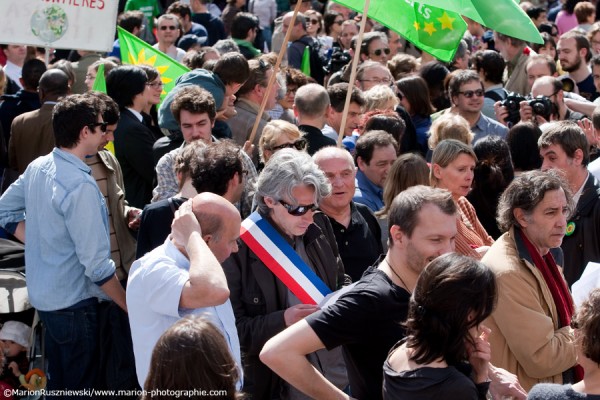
223, 148, 349, 399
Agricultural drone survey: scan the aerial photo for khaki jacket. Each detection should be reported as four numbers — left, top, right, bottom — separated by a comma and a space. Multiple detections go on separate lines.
482, 227, 577, 391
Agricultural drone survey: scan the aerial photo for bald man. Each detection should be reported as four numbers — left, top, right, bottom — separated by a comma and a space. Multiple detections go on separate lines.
127, 192, 242, 387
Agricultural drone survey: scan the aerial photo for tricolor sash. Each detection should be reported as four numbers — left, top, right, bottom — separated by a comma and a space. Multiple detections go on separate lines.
240, 212, 332, 305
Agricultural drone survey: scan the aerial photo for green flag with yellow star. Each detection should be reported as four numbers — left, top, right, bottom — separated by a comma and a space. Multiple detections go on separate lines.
117, 26, 190, 101
332, 0, 466, 62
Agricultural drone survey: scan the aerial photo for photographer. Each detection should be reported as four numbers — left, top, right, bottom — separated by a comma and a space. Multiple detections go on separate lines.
520, 76, 585, 124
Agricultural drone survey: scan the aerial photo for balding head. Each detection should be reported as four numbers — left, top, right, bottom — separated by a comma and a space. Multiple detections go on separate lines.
313, 146, 354, 170
294, 83, 330, 118
39, 69, 70, 101
191, 192, 241, 262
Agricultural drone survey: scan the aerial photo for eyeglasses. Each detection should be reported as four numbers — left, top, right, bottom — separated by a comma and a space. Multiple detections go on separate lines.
360, 77, 392, 85
308, 19, 319, 25
85, 74, 96, 80
458, 89, 484, 98
334, 20, 344, 25
271, 138, 307, 151
372, 48, 391, 56
279, 200, 318, 216
159, 25, 178, 31
88, 122, 109, 133
147, 81, 164, 88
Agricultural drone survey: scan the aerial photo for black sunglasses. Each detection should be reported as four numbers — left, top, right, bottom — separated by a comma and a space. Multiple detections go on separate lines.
271, 138, 307, 151
159, 25, 178, 31
458, 89, 484, 98
373, 48, 391, 56
88, 122, 108, 133
279, 200, 318, 216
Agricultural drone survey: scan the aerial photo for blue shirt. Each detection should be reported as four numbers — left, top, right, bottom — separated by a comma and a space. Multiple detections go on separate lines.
0, 148, 115, 311
471, 113, 508, 144
353, 169, 384, 212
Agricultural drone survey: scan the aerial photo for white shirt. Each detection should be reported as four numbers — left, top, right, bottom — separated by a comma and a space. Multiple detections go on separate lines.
4, 61, 22, 89
589, 157, 600, 182
127, 239, 242, 387
152, 43, 185, 62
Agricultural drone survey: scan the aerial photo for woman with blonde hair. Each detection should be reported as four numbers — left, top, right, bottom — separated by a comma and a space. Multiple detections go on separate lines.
427, 113, 474, 161
364, 85, 399, 112
431, 139, 494, 259
258, 120, 306, 164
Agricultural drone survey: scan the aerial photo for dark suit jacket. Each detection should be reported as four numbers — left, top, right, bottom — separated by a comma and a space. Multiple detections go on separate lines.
8, 102, 55, 174
114, 109, 157, 209
223, 211, 345, 399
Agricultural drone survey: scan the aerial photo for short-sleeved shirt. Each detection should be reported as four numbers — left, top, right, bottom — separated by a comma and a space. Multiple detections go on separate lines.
306, 266, 410, 400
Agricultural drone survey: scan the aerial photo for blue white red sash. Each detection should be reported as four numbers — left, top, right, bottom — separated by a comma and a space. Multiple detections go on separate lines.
240, 212, 332, 305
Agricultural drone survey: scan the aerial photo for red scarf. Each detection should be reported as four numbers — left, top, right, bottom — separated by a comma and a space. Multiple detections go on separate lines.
519, 229, 583, 381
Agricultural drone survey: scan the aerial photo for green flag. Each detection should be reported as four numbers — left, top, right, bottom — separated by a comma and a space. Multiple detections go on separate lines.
117, 26, 190, 101
92, 63, 106, 93
416, 0, 543, 44
332, 0, 466, 62
301, 46, 311, 77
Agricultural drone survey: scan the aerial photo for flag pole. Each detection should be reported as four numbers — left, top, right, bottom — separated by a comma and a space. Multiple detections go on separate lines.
337, 0, 371, 147
247, 0, 304, 146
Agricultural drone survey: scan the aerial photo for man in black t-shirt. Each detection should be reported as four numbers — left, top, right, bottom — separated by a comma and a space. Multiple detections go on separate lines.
259, 186, 458, 400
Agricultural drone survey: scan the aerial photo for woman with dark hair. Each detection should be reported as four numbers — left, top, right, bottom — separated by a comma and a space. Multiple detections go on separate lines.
467, 136, 515, 239
419, 61, 450, 112
107, 65, 157, 208
144, 315, 242, 400
360, 110, 406, 148
528, 288, 600, 399
323, 11, 343, 43
137, 64, 164, 140
383, 253, 497, 400
506, 122, 543, 175
396, 76, 435, 154
531, 32, 558, 61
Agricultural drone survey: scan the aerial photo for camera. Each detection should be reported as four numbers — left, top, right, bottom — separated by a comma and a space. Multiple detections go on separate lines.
500, 94, 526, 126
528, 95, 553, 121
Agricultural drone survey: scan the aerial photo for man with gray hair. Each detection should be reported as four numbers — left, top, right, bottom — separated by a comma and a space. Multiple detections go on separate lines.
494, 32, 534, 96
483, 170, 578, 391
538, 121, 600, 286
294, 83, 336, 155
223, 149, 347, 399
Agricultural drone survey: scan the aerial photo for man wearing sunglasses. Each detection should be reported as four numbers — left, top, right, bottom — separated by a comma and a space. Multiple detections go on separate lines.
447, 70, 507, 143
359, 32, 390, 65
153, 14, 186, 62
0, 93, 127, 392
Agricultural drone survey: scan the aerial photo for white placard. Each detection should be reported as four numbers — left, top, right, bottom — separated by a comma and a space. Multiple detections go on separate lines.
0, 1, 119, 52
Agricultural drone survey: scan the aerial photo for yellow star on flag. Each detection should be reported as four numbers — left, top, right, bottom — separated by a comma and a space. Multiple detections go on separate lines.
423, 22, 437, 36
437, 12, 455, 30
413, 21, 420, 31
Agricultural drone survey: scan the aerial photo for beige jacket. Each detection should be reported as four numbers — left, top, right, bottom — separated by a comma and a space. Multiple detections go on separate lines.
482, 227, 577, 391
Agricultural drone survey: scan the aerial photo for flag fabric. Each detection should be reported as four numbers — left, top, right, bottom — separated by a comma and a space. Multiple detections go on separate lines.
92, 64, 107, 93
332, 0, 466, 62
301, 46, 311, 77
117, 26, 190, 101
416, 0, 543, 44
240, 212, 332, 305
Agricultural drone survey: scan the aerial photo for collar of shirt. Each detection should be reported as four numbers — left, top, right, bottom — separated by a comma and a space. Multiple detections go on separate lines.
54, 147, 92, 175
127, 107, 144, 123
356, 169, 383, 198
164, 237, 191, 270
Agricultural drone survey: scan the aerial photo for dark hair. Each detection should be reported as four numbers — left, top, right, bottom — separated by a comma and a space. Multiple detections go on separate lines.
323, 11, 341, 36
355, 130, 398, 165
39, 69, 70, 98
360, 32, 387, 57
404, 253, 497, 366
53, 93, 104, 149
92, 92, 120, 125
468, 136, 514, 238
448, 69, 481, 99
190, 140, 243, 195
117, 10, 144, 32
496, 169, 574, 232
560, 31, 592, 63
538, 120, 590, 166
143, 316, 240, 400
137, 64, 160, 83
170, 86, 217, 123
471, 50, 505, 85
574, 1, 595, 23
214, 53, 249, 86
563, 0, 580, 13
387, 53, 419, 80
21, 59, 47, 90
539, 21, 559, 37
572, 288, 600, 364
106, 65, 148, 109
507, 122, 542, 172
360, 110, 406, 145
182, 50, 205, 69
166, 1, 192, 18
418, 61, 450, 111
388, 185, 456, 239
396, 76, 435, 116
531, 33, 557, 59
378, 153, 430, 218
327, 83, 366, 112
237, 59, 272, 97
526, 6, 547, 20
231, 12, 259, 40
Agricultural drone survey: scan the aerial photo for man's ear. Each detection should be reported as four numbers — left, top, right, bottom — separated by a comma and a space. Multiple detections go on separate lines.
389, 224, 406, 247
513, 208, 528, 228
572, 148, 584, 167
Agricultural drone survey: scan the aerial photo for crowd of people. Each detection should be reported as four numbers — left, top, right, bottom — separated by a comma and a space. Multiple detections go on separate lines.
0, 0, 600, 399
